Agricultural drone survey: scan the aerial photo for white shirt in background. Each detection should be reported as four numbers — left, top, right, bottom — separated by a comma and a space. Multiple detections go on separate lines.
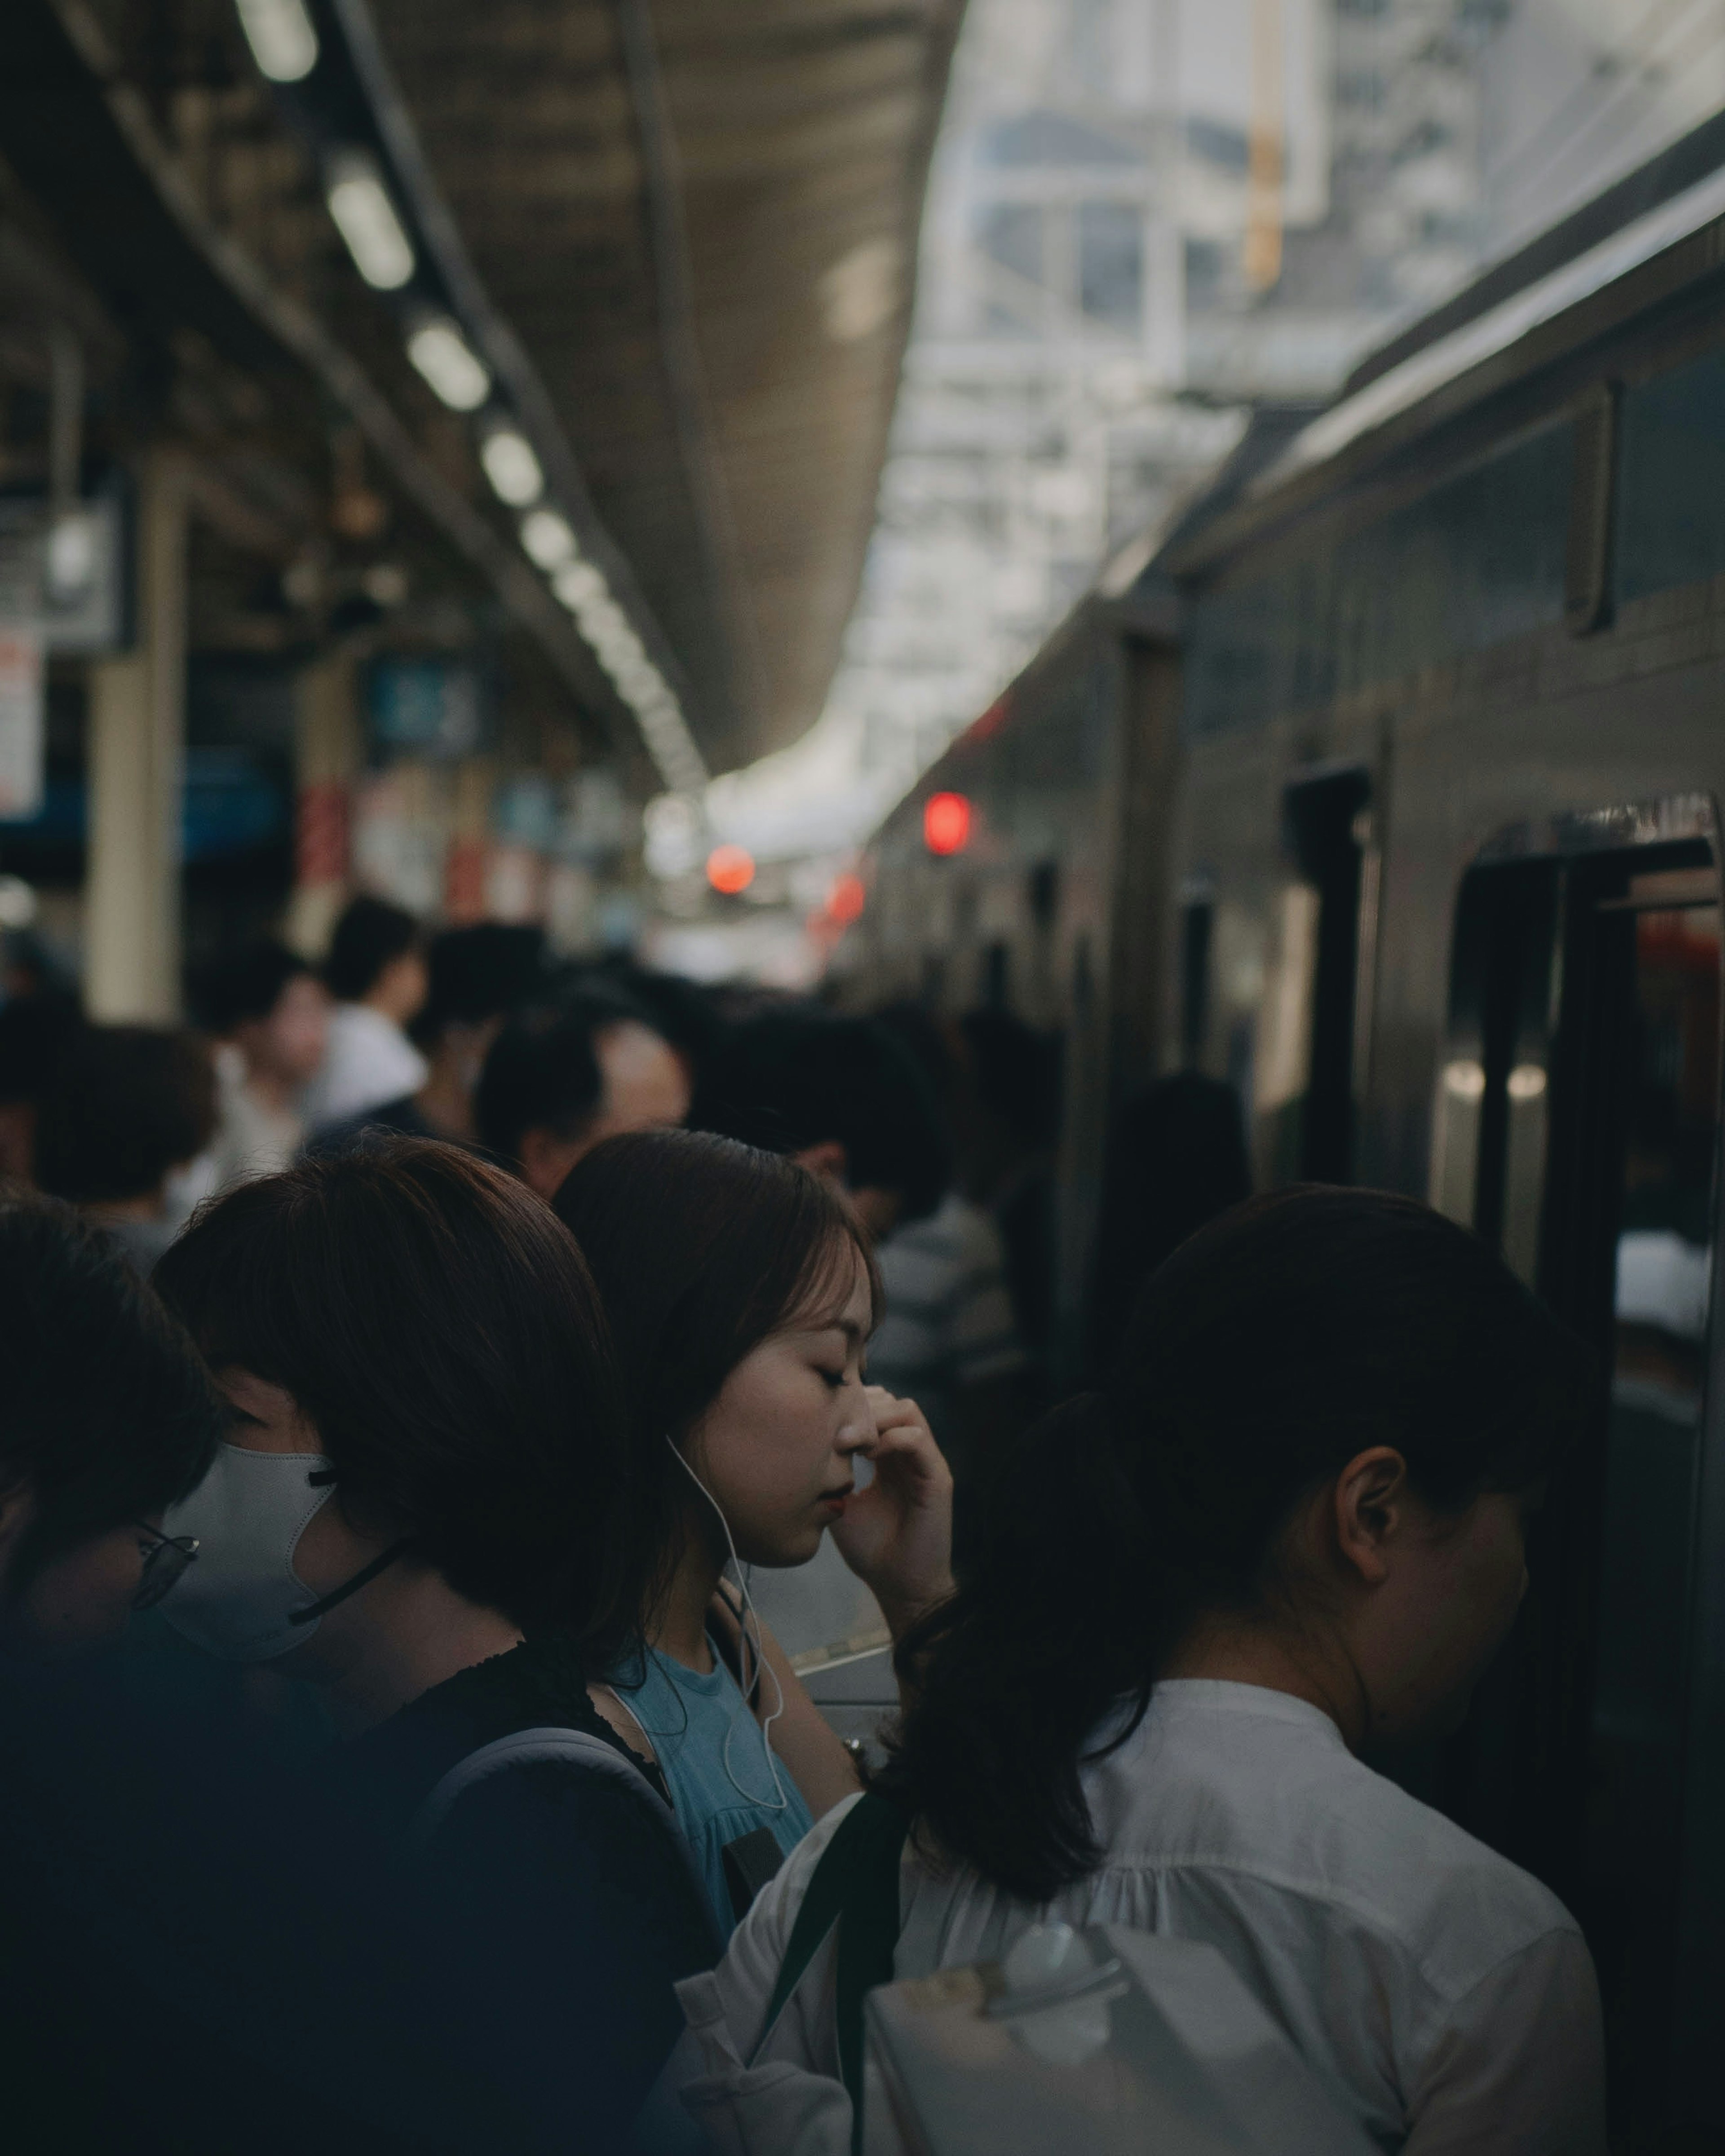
302, 1003, 426, 1130
869, 1193, 1026, 1436
205, 1042, 305, 1192
668, 1679, 1606, 2156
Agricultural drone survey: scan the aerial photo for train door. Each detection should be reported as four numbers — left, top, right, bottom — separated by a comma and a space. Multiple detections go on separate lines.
1435, 811, 1725, 2143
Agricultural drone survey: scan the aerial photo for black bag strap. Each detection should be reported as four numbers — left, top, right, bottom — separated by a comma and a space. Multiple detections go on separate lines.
753, 1792, 910, 2153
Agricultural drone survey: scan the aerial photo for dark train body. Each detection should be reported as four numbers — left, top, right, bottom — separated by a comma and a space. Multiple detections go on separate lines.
838, 128, 1725, 2147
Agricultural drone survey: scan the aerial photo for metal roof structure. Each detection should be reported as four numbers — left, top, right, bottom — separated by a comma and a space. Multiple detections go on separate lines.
2, 0, 962, 784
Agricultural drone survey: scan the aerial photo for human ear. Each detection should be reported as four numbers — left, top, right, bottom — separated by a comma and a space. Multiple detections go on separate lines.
1331, 1447, 1408, 1586
792, 1139, 849, 1187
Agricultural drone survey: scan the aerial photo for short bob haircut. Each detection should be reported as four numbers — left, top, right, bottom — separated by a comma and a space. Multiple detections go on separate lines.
153, 1139, 634, 1646
0, 1194, 220, 1595
553, 1130, 880, 1602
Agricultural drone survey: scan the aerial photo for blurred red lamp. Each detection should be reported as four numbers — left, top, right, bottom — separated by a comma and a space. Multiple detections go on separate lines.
924, 791, 971, 856
706, 843, 755, 895
827, 873, 866, 925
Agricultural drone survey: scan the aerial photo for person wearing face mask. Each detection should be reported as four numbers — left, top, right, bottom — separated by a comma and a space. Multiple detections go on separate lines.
660, 1187, 1607, 2156
552, 1128, 955, 1942
150, 1140, 719, 2144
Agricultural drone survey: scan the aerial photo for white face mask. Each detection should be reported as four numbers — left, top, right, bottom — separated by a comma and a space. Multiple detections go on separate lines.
158, 1444, 337, 1662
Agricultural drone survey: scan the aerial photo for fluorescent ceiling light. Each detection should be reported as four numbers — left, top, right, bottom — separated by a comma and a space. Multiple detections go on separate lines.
406, 318, 491, 411
235, 0, 318, 81
520, 508, 576, 569
479, 428, 544, 507
552, 560, 605, 610
325, 152, 415, 291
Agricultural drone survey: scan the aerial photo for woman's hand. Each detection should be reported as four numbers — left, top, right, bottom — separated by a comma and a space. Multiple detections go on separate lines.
830, 1388, 955, 1641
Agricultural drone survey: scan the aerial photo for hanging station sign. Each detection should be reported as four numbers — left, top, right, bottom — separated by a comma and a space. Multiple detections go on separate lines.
0, 636, 44, 820
0, 490, 127, 654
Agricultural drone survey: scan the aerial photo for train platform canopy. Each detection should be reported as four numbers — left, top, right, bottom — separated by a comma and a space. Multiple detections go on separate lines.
1, 0, 962, 786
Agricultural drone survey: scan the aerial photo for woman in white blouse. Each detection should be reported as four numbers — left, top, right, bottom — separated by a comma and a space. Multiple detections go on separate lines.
663, 1185, 1606, 2156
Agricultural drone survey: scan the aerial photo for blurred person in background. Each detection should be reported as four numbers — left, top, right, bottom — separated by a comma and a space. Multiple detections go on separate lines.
476, 982, 688, 1197
588, 959, 720, 1097
313, 924, 547, 1155
1088, 1071, 1252, 1373
869, 1003, 1030, 1539
33, 1027, 217, 1274
304, 897, 428, 1131
689, 1005, 948, 1243
960, 1007, 1063, 1371
0, 989, 82, 1187
201, 940, 330, 1189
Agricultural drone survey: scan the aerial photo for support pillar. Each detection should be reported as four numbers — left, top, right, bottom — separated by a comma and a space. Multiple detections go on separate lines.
86, 451, 186, 1022
285, 653, 361, 959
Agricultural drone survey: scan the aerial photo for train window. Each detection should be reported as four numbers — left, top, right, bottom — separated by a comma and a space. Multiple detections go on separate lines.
1430, 860, 1558, 1283
1438, 830, 1725, 2142
1271, 767, 1370, 1181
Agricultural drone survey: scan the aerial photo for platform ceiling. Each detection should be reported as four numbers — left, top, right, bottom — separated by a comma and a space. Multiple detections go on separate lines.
372, 0, 962, 771
4, 0, 962, 780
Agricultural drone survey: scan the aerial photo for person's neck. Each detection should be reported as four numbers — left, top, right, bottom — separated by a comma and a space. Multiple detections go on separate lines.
359, 990, 408, 1029
244, 1065, 295, 1117
1159, 1615, 1369, 1751
85, 1192, 164, 1225
414, 1054, 475, 1143
309, 1561, 524, 1730
647, 1525, 721, 1674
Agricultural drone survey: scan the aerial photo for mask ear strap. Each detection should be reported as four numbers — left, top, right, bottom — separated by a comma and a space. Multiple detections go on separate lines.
287, 1538, 411, 1626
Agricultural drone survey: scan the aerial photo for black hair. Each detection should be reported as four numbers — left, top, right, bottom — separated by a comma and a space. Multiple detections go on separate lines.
553, 1128, 881, 1619
690, 1006, 950, 1221
875, 1185, 1593, 1901
200, 940, 314, 1034
152, 1139, 636, 1645
0, 1193, 220, 1595
34, 1027, 217, 1205
473, 998, 605, 1165
411, 924, 547, 1051
0, 990, 83, 1106
324, 897, 421, 1003
959, 1008, 1062, 1152
1088, 1073, 1252, 1369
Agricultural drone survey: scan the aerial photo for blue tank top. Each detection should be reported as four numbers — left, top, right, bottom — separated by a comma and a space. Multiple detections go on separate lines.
607, 1639, 815, 1937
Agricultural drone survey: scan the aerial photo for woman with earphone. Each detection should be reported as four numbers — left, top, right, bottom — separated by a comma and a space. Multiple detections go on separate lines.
553, 1128, 955, 1939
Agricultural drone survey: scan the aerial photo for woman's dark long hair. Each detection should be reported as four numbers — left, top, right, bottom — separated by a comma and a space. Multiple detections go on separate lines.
874, 1185, 1593, 1902
154, 1139, 636, 1650
553, 1128, 880, 1621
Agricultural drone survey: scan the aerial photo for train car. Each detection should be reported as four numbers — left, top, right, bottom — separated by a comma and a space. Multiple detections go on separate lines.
840, 121, 1725, 2148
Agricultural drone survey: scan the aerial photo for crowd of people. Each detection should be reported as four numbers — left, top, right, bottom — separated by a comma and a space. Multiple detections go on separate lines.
0, 897, 1608, 2153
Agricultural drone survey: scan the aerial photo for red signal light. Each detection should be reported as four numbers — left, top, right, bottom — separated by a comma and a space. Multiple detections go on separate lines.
923, 791, 971, 857
827, 873, 865, 925
706, 843, 755, 895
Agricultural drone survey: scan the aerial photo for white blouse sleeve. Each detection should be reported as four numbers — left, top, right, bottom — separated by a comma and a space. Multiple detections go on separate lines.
1405, 1929, 1607, 2156
642, 1796, 862, 2156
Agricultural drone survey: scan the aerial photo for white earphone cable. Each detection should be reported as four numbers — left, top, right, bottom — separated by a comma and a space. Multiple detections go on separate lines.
665, 1436, 789, 1812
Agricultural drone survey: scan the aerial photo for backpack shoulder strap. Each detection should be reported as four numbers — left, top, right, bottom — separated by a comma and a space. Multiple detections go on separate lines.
753, 1792, 910, 2152
407, 1723, 691, 1876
